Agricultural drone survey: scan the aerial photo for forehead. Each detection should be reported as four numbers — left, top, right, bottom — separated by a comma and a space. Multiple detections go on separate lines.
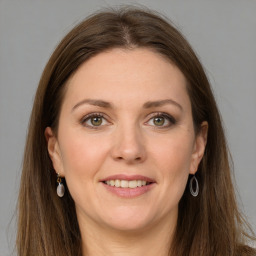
63, 48, 190, 109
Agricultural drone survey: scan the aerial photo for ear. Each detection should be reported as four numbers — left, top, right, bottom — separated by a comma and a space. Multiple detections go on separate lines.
45, 127, 64, 177
189, 121, 208, 175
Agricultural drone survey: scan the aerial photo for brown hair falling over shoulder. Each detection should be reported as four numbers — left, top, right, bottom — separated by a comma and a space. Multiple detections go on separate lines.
16, 6, 256, 256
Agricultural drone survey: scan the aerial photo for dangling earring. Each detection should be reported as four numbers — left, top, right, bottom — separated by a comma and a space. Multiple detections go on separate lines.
189, 175, 199, 197
57, 173, 65, 197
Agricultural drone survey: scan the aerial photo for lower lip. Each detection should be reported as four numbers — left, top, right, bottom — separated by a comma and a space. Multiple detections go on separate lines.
101, 182, 155, 198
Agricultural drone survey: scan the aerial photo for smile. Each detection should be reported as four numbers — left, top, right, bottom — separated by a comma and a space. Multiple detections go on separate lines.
104, 180, 152, 188
101, 175, 156, 198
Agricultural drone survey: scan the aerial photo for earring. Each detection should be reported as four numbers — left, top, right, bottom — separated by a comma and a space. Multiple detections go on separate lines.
57, 174, 65, 197
189, 175, 199, 197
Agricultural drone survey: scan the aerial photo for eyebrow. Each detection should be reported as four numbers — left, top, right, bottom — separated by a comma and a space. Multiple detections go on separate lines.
143, 99, 183, 110
72, 98, 183, 112
72, 99, 112, 112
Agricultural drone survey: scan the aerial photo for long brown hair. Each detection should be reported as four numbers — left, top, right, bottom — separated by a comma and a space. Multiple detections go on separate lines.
17, 6, 256, 256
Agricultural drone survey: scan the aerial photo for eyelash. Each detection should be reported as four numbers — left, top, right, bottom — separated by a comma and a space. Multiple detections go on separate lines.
80, 112, 176, 129
80, 112, 108, 129
146, 112, 176, 128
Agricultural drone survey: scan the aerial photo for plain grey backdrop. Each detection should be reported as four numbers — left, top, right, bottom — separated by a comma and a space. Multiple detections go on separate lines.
0, 0, 255, 255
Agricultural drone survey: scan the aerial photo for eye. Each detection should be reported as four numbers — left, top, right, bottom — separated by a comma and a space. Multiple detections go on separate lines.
153, 116, 165, 126
146, 113, 176, 128
81, 113, 109, 128
90, 116, 103, 126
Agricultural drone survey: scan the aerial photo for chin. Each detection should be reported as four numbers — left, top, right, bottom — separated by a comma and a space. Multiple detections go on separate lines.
104, 219, 152, 233
98, 206, 156, 232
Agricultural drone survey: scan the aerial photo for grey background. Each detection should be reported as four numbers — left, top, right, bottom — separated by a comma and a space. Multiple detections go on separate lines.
0, 0, 255, 255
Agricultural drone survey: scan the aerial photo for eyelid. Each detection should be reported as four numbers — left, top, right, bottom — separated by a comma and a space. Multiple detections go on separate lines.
80, 112, 111, 128
145, 112, 176, 127
80, 111, 176, 129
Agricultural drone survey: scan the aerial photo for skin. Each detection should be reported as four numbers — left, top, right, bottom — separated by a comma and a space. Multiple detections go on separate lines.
46, 48, 208, 256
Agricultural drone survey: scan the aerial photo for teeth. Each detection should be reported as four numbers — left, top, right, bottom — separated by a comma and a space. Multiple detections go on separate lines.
128, 180, 137, 188
115, 180, 120, 187
120, 180, 128, 188
104, 180, 150, 188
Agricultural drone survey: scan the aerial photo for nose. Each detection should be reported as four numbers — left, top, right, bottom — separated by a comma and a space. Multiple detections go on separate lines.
110, 124, 147, 164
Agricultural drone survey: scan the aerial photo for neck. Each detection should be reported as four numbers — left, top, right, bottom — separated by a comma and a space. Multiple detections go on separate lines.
79, 214, 176, 256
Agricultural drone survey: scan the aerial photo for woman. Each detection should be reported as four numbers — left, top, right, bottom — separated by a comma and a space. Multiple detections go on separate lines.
16, 7, 256, 256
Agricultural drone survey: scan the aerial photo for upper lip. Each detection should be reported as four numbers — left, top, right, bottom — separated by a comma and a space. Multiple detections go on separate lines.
100, 174, 156, 183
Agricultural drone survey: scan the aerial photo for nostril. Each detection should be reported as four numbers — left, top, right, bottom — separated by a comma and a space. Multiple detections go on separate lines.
111, 145, 146, 163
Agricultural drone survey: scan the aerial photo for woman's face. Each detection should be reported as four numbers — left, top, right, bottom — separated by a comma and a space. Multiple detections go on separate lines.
46, 48, 207, 233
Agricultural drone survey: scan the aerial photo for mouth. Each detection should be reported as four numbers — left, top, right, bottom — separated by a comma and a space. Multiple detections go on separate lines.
100, 175, 156, 198
103, 179, 154, 188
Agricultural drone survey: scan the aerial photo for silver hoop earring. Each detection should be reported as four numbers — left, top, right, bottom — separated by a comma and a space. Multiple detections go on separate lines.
57, 174, 65, 197
189, 175, 199, 197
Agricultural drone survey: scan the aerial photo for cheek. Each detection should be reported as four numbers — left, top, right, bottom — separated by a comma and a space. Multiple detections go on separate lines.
57, 130, 111, 206
58, 130, 110, 178
149, 131, 194, 200
150, 131, 194, 172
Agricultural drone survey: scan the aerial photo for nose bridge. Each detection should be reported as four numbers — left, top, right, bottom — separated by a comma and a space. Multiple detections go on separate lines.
111, 119, 146, 163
